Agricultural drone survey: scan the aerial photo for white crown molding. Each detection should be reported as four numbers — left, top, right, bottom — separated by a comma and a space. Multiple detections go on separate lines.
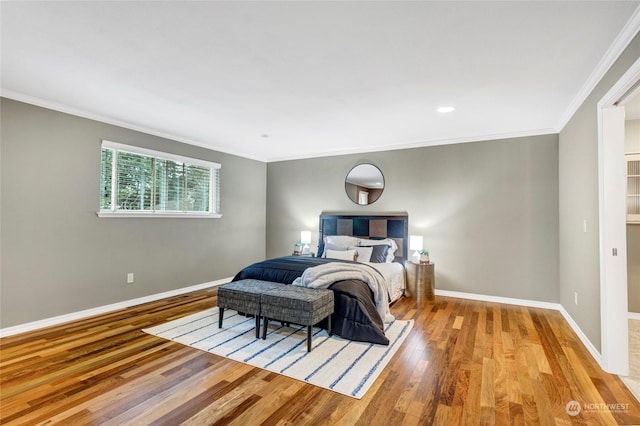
555, 5, 640, 132
435, 289, 602, 365
2, 89, 557, 163
266, 128, 558, 162
630, 312, 640, 321
0, 277, 232, 338
0, 90, 268, 163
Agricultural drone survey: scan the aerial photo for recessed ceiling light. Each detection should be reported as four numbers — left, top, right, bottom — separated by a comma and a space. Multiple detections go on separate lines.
261, 134, 270, 138
437, 106, 455, 113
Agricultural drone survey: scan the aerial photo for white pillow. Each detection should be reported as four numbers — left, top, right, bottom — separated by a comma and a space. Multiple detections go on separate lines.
348, 245, 373, 262
321, 242, 345, 257
325, 249, 357, 261
324, 235, 360, 248
358, 238, 397, 262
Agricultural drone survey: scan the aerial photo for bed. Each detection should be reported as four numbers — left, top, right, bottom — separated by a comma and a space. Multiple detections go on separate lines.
232, 212, 408, 345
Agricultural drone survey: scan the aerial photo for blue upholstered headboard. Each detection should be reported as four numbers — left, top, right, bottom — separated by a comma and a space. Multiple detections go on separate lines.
318, 212, 409, 263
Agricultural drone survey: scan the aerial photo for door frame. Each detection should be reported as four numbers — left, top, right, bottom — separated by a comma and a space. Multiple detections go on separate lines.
596, 56, 640, 374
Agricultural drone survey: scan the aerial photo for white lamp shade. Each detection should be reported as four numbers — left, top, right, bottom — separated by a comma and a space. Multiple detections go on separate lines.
300, 231, 312, 245
409, 235, 423, 251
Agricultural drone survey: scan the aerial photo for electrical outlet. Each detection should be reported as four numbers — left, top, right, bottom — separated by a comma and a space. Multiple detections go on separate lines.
574, 292, 578, 305
127, 273, 134, 284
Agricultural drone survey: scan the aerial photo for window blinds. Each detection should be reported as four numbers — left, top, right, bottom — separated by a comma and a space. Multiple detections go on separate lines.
99, 141, 220, 216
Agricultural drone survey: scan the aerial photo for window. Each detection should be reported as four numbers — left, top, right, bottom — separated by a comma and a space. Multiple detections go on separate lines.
627, 153, 640, 223
98, 141, 221, 218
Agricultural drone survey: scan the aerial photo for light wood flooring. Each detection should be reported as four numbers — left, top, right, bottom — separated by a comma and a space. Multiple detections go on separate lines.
1, 288, 639, 425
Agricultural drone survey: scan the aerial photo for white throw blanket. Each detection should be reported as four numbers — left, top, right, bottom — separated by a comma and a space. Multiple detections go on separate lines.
292, 262, 395, 323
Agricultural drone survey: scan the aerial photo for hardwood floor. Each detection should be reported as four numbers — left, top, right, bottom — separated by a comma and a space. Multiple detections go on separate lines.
1, 288, 639, 425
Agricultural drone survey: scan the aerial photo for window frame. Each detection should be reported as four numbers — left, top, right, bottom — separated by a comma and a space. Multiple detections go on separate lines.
97, 140, 222, 218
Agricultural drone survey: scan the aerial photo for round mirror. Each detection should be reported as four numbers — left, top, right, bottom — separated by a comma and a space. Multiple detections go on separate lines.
345, 163, 384, 205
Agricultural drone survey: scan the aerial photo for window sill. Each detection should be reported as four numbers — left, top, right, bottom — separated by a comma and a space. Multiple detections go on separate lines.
97, 211, 222, 219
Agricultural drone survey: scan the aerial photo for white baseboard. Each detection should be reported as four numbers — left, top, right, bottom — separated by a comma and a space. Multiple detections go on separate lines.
0, 277, 233, 339
434, 289, 561, 310
557, 305, 603, 364
629, 312, 640, 321
434, 289, 602, 365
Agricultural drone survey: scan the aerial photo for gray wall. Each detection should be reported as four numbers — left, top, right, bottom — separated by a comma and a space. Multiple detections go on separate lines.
1, 98, 267, 327
267, 135, 559, 302
559, 33, 640, 351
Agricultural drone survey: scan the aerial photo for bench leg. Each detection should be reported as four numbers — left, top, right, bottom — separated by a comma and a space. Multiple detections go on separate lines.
255, 315, 260, 339
262, 316, 268, 340
307, 325, 312, 352
328, 314, 332, 336
218, 307, 224, 328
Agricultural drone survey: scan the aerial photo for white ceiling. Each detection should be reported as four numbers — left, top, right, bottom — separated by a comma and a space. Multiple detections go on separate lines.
346, 164, 384, 189
1, 1, 639, 162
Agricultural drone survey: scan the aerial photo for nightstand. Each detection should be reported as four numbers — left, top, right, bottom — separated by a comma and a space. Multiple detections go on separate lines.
292, 252, 315, 257
405, 261, 435, 302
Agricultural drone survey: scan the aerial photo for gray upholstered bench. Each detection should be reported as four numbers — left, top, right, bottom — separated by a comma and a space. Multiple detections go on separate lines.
217, 279, 281, 338
260, 285, 334, 352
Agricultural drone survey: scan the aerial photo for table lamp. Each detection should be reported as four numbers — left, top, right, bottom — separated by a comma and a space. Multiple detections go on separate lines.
410, 235, 423, 263
301, 231, 312, 254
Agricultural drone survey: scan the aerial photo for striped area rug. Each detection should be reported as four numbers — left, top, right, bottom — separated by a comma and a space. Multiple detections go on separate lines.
143, 307, 413, 399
